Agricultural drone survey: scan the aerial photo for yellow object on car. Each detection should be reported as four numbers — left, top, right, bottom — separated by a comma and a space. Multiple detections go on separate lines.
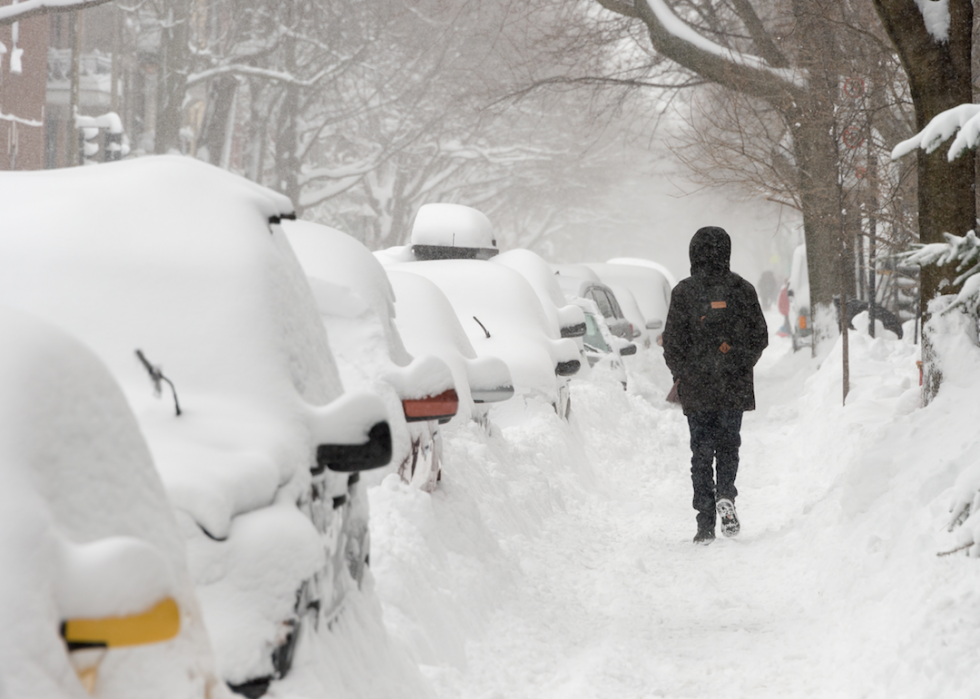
61, 597, 180, 649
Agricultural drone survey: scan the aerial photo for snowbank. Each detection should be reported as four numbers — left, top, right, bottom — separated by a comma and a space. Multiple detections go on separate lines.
366, 303, 980, 697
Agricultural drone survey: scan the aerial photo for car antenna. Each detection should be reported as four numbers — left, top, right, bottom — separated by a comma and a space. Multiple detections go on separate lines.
135, 349, 182, 416
473, 316, 490, 338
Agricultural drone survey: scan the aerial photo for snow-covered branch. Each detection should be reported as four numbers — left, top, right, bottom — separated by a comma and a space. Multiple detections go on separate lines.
0, 0, 113, 25
186, 64, 331, 88
891, 103, 980, 162
0, 110, 42, 127
900, 230, 980, 313
598, 0, 808, 101
641, 0, 800, 83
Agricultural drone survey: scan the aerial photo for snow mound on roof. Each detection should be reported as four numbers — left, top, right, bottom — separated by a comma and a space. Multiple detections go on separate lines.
0, 155, 345, 540
411, 203, 496, 249
552, 263, 602, 284
606, 257, 678, 287
0, 306, 216, 698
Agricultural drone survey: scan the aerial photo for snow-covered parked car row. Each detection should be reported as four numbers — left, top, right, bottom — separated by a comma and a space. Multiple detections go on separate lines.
0, 158, 671, 698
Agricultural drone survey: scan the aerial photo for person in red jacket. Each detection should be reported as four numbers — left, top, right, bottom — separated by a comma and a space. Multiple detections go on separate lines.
662, 227, 769, 545
777, 282, 790, 337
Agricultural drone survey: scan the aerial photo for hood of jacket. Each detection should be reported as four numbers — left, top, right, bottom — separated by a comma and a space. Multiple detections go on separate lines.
689, 226, 731, 278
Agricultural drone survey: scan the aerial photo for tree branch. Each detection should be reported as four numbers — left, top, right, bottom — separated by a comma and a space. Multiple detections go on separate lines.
597, 0, 807, 108
0, 0, 113, 24
728, 0, 790, 68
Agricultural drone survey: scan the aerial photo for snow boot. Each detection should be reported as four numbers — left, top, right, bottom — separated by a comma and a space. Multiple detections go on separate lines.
693, 525, 715, 545
716, 498, 740, 537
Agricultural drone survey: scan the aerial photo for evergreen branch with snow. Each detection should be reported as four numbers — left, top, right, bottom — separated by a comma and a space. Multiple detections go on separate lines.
891, 104, 980, 163
900, 230, 980, 314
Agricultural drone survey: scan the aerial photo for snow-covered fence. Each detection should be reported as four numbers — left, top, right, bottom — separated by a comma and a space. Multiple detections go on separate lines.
74, 111, 128, 164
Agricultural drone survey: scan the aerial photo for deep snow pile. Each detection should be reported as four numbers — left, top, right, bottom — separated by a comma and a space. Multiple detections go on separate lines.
354, 310, 980, 698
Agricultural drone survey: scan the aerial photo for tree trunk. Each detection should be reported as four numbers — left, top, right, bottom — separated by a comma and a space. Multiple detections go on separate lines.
788, 0, 845, 353
274, 6, 301, 211
199, 75, 238, 166
790, 107, 843, 352
872, 0, 975, 401
154, 1, 190, 155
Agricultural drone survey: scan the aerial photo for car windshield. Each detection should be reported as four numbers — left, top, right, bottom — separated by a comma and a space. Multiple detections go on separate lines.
588, 289, 614, 318
582, 313, 610, 353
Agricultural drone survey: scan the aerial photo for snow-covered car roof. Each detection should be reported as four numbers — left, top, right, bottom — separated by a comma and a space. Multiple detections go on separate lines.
409, 203, 499, 260
283, 219, 412, 369
386, 270, 514, 420
0, 306, 215, 698
552, 263, 602, 284
586, 263, 673, 332
493, 249, 585, 338
606, 257, 678, 287
388, 260, 580, 401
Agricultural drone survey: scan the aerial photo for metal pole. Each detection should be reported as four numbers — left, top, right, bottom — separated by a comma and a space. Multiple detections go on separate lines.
68, 11, 81, 167
866, 123, 878, 338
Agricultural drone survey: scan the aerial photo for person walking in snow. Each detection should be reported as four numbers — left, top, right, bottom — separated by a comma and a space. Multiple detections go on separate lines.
662, 226, 768, 545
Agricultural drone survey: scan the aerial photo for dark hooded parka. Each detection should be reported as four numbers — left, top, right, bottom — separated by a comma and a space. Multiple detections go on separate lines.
663, 227, 768, 414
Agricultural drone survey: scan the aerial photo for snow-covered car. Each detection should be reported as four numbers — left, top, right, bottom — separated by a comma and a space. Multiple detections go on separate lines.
554, 272, 635, 341
411, 202, 500, 260
580, 308, 636, 390
283, 219, 459, 491
0, 306, 220, 699
586, 262, 673, 347
493, 249, 586, 340
375, 202, 500, 264
386, 259, 581, 418
788, 244, 813, 352
606, 256, 678, 287
385, 269, 515, 430
0, 156, 392, 696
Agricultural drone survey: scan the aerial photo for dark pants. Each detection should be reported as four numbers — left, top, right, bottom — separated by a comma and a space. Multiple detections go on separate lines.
686, 410, 743, 529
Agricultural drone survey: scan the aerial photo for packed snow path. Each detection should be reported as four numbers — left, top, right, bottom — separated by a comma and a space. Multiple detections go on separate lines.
423, 343, 854, 698
363, 319, 980, 699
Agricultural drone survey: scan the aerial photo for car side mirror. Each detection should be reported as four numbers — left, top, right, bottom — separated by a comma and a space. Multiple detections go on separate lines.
403, 389, 459, 424
619, 344, 637, 356
316, 421, 392, 473
555, 359, 581, 377
560, 322, 586, 338
471, 385, 515, 404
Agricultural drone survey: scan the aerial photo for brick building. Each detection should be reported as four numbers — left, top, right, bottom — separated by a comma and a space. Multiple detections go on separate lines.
0, 13, 48, 170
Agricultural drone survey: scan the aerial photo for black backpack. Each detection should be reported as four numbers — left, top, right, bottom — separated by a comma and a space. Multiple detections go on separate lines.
690, 275, 746, 377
